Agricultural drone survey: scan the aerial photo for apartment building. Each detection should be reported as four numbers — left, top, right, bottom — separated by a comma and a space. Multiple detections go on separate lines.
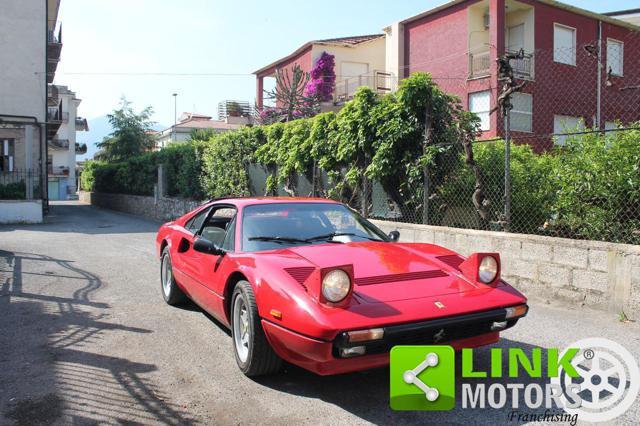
0, 0, 64, 222
385, 0, 640, 149
48, 86, 88, 200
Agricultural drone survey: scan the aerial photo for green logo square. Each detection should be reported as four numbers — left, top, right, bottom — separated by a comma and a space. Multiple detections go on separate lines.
390, 345, 456, 411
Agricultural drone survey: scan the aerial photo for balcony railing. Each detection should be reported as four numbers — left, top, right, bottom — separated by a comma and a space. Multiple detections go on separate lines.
469, 50, 491, 78
47, 21, 62, 44
469, 49, 534, 79
76, 117, 89, 131
49, 139, 70, 150
218, 100, 254, 119
507, 49, 534, 79
333, 71, 394, 103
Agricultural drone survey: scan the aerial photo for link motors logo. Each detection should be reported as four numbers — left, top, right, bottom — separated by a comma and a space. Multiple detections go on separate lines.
390, 338, 640, 423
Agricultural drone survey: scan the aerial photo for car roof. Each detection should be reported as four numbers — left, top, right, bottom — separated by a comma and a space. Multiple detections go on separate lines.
209, 197, 341, 208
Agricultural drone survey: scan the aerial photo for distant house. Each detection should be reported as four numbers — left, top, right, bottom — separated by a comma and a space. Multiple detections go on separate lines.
156, 112, 244, 149
605, 8, 640, 26
47, 85, 88, 200
254, 34, 388, 111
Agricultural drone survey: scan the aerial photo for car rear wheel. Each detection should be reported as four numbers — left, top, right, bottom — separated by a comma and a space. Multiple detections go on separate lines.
231, 280, 282, 377
160, 247, 186, 305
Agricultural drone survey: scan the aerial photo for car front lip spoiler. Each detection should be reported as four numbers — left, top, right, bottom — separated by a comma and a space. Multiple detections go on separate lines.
333, 305, 529, 357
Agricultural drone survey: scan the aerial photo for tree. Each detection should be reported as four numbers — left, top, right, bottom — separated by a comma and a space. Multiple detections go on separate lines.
260, 64, 318, 124
96, 98, 156, 161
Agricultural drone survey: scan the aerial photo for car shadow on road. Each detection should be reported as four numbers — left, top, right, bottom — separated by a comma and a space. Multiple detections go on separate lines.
0, 250, 193, 425
254, 338, 569, 425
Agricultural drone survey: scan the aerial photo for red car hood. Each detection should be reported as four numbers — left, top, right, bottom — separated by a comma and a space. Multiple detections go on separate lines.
281, 242, 489, 303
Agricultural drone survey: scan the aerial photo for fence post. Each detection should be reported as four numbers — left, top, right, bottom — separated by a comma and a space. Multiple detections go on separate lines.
504, 110, 511, 232
423, 102, 432, 225
157, 164, 166, 199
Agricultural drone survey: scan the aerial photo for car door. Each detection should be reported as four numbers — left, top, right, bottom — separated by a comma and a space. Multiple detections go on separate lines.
179, 205, 236, 305
171, 207, 211, 286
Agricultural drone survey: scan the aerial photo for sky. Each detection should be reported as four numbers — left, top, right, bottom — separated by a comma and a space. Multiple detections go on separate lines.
56, 0, 638, 129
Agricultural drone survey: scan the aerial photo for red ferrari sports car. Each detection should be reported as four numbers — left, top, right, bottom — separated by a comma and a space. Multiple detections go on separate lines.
156, 197, 528, 376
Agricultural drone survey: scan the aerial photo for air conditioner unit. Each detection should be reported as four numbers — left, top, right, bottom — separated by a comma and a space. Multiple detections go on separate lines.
483, 13, 490, 29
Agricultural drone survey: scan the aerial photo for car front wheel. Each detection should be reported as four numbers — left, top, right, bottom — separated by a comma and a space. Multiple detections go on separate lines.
160, 247, 186, 305
231, 280, 282, 377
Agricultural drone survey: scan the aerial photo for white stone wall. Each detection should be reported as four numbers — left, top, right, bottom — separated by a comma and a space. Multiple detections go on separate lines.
372, 220, 640, 317
79, 191, 203, 223
0, 200, 43, 223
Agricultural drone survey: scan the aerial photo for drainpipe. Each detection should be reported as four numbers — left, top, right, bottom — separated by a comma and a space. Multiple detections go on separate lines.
596, 20, 603, 129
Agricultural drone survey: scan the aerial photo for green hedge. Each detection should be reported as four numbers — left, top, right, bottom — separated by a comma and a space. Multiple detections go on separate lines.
79, 72, 640, 244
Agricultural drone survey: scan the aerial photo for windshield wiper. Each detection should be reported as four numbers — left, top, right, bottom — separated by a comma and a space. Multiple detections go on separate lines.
304, 232, 380, 242
248, 236, 309, 244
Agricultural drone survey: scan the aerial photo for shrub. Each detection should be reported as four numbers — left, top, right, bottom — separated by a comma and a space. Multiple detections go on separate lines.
549, 127, 640, 243
0, 181, 26, 200
435, 141, 553, 233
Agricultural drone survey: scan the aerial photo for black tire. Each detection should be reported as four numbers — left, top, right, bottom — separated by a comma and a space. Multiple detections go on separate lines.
231, 280, 282, 377
160, 247, 187, 305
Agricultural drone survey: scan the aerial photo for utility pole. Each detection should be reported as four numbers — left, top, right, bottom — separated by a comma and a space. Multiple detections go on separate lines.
172, 93, 178, 144
493, 49, 526, 232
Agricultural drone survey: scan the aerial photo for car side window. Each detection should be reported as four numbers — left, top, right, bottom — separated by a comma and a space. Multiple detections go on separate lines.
200, 206, 236, 248
185, 207, 210, 234
221, 216, 236, 252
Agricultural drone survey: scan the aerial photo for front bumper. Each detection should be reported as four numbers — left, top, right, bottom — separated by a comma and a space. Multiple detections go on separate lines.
262, 304, 528, 375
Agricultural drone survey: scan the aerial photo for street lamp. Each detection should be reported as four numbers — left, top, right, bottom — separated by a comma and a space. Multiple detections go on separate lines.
172, 93, 178, 144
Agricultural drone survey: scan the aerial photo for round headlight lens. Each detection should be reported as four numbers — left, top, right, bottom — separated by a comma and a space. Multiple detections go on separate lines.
478, 256, 498, 283
322, 269, 351, 302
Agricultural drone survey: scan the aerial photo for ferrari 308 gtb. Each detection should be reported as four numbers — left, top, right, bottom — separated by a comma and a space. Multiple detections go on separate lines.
156, 197, 528, 376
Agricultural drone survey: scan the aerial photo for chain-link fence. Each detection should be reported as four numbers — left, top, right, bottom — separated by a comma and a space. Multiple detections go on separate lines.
251, 31, 640, 245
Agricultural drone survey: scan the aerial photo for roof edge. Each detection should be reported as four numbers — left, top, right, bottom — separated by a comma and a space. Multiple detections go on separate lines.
396, 0, 640, 31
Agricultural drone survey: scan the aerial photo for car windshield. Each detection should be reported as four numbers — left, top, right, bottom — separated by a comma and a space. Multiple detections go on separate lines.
241, 202, 389, 252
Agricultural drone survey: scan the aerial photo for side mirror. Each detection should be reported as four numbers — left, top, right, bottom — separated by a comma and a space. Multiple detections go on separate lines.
193, 237, 226, 256
388, 230, 400, 242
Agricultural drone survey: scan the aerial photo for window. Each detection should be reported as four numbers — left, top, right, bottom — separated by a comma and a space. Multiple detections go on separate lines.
554, 24, 576, 65
607, 39, 623, 76
200, 206, 236, 247
185, 207, 210, 234
553, 115, 585, 146
469, 91, 491, 131
1, 139, 15, 172
509, 93, 532, 132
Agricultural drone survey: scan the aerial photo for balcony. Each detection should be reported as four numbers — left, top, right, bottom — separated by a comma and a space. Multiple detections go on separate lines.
333, 71, 394, 103
75, 117, 89, 131
76, 143, 88, 155
507, 49, 534, 79
48, 138, 69, 150
48, 165, 70, 176
47, 21, 62, 83
469, 50, 491, 79
47, 85, 59, 106
468, 49, 534, 80
47, 105, 64, 139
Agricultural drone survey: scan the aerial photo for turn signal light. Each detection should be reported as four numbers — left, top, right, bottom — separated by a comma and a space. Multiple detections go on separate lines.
346, 328, 384, 343
505, 304, 528, 319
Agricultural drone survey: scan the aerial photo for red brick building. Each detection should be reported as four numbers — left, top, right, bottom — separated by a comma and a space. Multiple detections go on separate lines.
385, 0, 640, 149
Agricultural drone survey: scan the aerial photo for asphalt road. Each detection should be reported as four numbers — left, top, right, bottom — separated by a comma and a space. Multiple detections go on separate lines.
1, 201, 639, 425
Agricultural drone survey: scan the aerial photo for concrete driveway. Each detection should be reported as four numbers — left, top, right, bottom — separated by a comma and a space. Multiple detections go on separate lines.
1, 201, 639, 425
